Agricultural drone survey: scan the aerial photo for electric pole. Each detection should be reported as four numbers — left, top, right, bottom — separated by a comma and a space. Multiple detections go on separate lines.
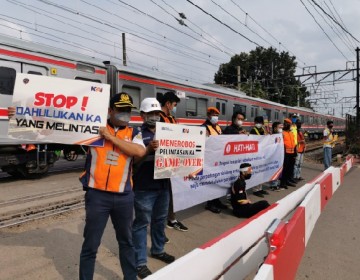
122, 33, 127, 66
356, 47, 359, 126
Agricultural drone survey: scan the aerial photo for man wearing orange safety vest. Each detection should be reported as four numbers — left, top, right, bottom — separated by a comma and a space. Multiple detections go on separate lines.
157, 92, 188, 233
280, 118, 297, 189
79, 93, 146, 280
202, 107, 227, 213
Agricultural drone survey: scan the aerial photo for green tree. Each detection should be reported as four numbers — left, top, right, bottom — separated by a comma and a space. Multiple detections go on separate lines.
214, 47, 310, 107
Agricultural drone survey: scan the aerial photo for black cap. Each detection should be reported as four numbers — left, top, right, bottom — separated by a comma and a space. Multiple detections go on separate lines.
110, 92, 136, 109
254, 116, 264, 124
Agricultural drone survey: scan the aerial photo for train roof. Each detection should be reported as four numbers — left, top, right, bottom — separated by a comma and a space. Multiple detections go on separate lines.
0, 34, 106, 68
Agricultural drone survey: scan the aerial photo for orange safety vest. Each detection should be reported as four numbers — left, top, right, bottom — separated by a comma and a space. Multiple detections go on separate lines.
159, 111, 177, 124
84, 125, 134, 193
207, 124, 222, 136
297, 131, 306, 153
283, 130, 296, 154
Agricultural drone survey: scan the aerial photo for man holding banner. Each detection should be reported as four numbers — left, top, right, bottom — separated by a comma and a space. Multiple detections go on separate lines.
79, 93, 146, 280
132, 98, 175, 279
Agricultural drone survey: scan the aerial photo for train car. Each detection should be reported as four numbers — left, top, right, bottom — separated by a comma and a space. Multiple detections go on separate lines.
0, 35, 345, 177
0, 35, 108, 177
115, 65, 345, 138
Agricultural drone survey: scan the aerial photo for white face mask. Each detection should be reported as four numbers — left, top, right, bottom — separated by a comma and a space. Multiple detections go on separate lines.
237, 120, 243, 127
255, 123, 262, 128
278, 128, 283, 133
114, 112, 131, 123
210, 116, 218, 124
171, 106, 177, 115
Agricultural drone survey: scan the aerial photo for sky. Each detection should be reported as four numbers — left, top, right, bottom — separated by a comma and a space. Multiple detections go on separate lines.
0, 0, 359, 117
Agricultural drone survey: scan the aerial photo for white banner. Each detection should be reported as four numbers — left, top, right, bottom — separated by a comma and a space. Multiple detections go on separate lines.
8, 73, 110, 146
154, 122, 206, 179
171, 134, 284, 211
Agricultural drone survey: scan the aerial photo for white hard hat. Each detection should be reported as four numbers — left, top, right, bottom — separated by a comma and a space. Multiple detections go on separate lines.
140, 98, 162, 113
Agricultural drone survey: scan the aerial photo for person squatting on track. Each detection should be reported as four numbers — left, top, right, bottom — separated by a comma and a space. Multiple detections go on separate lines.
132, 98, 175, 279
78, 93, 146, 280
231, 163, 270, 218
157, 91, 188, 233
202, 106, 228, 214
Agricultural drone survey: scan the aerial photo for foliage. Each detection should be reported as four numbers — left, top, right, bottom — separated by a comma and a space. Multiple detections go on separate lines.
214, 47, 311, 107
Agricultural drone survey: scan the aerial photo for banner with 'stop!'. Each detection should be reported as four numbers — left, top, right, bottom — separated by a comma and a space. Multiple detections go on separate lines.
154, 122, 206, 179
171, 134, 284, 212
8, 73, 110, 146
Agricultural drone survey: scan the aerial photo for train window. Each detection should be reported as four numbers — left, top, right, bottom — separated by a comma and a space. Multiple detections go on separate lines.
75, 77, 102, 83
301, 115, 304, 123
27, 71, 42, 75
309, 116, 313, 124
76, 63, 95, 73
122, 85, 140, 109
233, 104, 246, 116
263, 108, 271, 121
221, 103, 226, 115
216, 101, 220, 112
251, 106, 258, 118
274, 110, 279, 120
197, 98, 207, 117
186, 97, 197, 116
0, 67, 16, 95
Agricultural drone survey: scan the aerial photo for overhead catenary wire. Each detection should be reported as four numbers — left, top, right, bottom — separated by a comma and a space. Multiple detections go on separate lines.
159, 0, 237, 56
299, 0, 349, 61
310, 0, 360, 43
185, 0, 261, 47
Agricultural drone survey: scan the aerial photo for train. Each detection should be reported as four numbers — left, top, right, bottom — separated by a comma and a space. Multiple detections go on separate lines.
0, 34, 345, 177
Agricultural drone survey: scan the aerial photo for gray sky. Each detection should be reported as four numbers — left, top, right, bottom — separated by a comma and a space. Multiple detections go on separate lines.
1, 0, 359, 117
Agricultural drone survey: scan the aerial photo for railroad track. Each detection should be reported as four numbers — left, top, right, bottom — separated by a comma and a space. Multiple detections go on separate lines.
0, 194, 84, 229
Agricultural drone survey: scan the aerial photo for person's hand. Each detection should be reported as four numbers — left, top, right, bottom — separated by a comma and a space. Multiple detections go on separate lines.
147, 140, 159, 153
99, 127, 112, 141
8, 106, 15, 119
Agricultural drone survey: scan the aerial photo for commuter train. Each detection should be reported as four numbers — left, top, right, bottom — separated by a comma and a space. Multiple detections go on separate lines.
0, 35, 345, 177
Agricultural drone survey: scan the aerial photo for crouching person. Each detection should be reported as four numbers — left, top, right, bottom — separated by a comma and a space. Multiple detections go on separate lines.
231, 163, 270, 218
132, 98, 175, 279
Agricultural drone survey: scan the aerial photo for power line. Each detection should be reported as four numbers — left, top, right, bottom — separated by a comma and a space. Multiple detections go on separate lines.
300, 0, 349, 60
310, 0, 360, 43
116, 0, 231, 55
159, 0, 237, 55
185, 0, 261, 47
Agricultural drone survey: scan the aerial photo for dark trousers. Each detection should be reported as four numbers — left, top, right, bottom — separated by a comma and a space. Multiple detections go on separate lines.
167, 184, 176, 221
79, 189, 137, 280
233, 200, 270, 218
280, 153, 296, 186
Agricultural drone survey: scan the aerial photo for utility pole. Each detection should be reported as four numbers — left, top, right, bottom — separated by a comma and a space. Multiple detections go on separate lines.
356, 47, 359, 126
237, 66, 241, 91
122, 33, 127, 66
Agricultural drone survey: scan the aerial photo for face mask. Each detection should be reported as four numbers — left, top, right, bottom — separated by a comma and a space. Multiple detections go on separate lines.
237, 120, 243, 127
114, 112, 131, 123
292, 118, 297, 123
278, 128, 283, 133
244, 174, 252, 180
145, 115, 160, 127
210, 116, 218, 124
171, 106, 177, 115
255, 123, 262, 128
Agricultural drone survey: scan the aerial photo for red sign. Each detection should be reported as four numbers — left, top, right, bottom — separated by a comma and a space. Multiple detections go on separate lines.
224, 141, 258, 155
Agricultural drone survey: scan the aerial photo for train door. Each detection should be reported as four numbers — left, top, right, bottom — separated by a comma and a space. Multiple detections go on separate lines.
0, 61, 21, 143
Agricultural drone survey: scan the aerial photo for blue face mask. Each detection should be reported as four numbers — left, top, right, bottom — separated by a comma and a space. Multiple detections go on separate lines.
171, 106, 177, 115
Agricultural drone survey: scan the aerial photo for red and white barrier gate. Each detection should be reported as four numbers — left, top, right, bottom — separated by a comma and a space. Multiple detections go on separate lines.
148, 157, 355, 280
